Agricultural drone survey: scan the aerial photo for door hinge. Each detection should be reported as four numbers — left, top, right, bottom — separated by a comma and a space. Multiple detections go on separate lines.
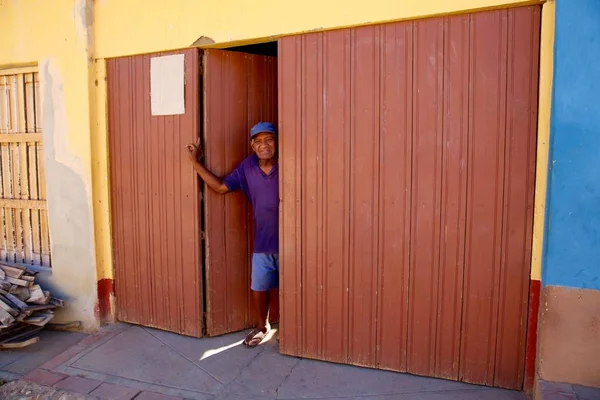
200, 231, 206, 240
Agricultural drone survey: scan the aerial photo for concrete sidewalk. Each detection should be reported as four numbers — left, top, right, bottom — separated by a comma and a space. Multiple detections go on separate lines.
2, 323, 531, 400
0, 329, 87, 381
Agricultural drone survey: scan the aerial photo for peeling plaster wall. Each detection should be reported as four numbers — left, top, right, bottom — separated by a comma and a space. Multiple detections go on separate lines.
0, 0, 98, 330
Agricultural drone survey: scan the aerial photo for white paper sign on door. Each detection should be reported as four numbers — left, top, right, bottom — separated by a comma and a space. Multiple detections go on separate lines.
150, 54, 185, 116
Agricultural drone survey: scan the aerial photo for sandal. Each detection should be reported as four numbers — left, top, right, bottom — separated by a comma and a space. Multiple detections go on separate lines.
243, 328, 269, 347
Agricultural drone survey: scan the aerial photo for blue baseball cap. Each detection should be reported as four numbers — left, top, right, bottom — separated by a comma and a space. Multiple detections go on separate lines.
250, 122, 277, 138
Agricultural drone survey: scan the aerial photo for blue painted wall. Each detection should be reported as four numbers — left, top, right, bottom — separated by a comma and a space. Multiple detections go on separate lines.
544, 0, 600, 290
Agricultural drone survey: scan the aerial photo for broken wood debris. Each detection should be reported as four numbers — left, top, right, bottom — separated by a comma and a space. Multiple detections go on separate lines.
0, 262, 64, 349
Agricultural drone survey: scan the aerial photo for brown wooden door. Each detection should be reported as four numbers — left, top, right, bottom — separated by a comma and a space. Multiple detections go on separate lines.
202, 49, 278, 336
279, 5, 539, 390
108, 48, 204, 337
108, 48, 278, 338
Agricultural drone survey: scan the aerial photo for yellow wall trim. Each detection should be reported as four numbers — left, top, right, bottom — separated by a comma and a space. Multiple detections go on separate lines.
92, 59, 113, 283
531, 0, 555, 281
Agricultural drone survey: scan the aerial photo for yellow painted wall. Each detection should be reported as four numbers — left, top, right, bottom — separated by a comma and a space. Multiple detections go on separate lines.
94, 0, 543, 58
0, 0, 92, 160
0, 0, 99, 330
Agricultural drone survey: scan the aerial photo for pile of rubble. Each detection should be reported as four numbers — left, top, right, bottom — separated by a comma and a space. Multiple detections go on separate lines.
0, 262, 63, 349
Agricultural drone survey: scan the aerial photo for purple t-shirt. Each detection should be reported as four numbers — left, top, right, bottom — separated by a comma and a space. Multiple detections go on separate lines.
223, 154, 279, 254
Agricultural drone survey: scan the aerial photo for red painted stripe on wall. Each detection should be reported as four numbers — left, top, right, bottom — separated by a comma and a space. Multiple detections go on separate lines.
525, 279, 541, 392
97, 278, 114, 323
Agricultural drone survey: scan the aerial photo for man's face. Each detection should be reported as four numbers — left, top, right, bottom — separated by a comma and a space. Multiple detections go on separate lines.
251, 132, 277, 160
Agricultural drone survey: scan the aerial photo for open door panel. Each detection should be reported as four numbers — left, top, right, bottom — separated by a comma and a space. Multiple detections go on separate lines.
202, 49, 279, 336
108, 48, 204, 337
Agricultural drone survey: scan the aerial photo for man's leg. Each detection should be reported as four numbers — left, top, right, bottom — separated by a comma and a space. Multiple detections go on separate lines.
244, 253, 278, 346
253, 289, 270, 333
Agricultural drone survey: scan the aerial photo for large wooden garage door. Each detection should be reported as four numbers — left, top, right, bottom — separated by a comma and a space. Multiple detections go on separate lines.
108, 48, 278, 338
107, 49, 204, 337
279, 5, 540, 390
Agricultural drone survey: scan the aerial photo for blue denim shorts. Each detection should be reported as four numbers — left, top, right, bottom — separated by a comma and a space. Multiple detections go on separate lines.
251, 253, 279, 291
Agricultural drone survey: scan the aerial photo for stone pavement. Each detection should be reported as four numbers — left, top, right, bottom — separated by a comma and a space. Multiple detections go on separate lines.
537, 381, 600, 400
1, 323, 534, 399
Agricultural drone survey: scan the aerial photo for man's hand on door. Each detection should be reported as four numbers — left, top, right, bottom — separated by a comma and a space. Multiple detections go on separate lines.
185, 138, 203, 163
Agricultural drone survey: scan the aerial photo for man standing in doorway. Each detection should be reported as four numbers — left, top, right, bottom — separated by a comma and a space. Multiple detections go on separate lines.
185, 122, 279, 347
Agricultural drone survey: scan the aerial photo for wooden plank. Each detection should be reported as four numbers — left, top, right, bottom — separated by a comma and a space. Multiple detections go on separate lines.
24, 303, 56, 312
25, 74, 36, 133
0, 337, 40, 349
16, 311, 31, 320
0, 298, 18, 316
3, 276, 29, 287
34, 73, 42, 133
20, 145, 32, 264
22, 313, 53, 326
0, 322, 38, 339
0, 307, 15, 325
0, 75, 10, 133
0, 268, 4, 279
0, 261, 40, 273
9, 286, 30, 301
0, 66, 38, 76
40, 211, 50, 265
0, 111, 6, 261
0, 289, 27, 309
0, 294, 18, 309
0, 210, 6, 261
28, 143, 41, 265
8, 75, 18, 135
49, 297, 64, 307
0, 133, 43, 143
21, 314, 45, 323
0, 322, 29, 338
11, 142, 24, 262
27, 284, 48, 304
0, 264, 25, 278
36, 144, 50, 266
33, 72, 47, 265
27, 284, 43, 301
0, 199, 46, 210
2, 143, 15, 261
16, 74, 26, 134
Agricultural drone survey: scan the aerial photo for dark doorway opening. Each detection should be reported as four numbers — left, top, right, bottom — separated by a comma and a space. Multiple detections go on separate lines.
200, 44, 280, 336
223, 41, 278, 57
